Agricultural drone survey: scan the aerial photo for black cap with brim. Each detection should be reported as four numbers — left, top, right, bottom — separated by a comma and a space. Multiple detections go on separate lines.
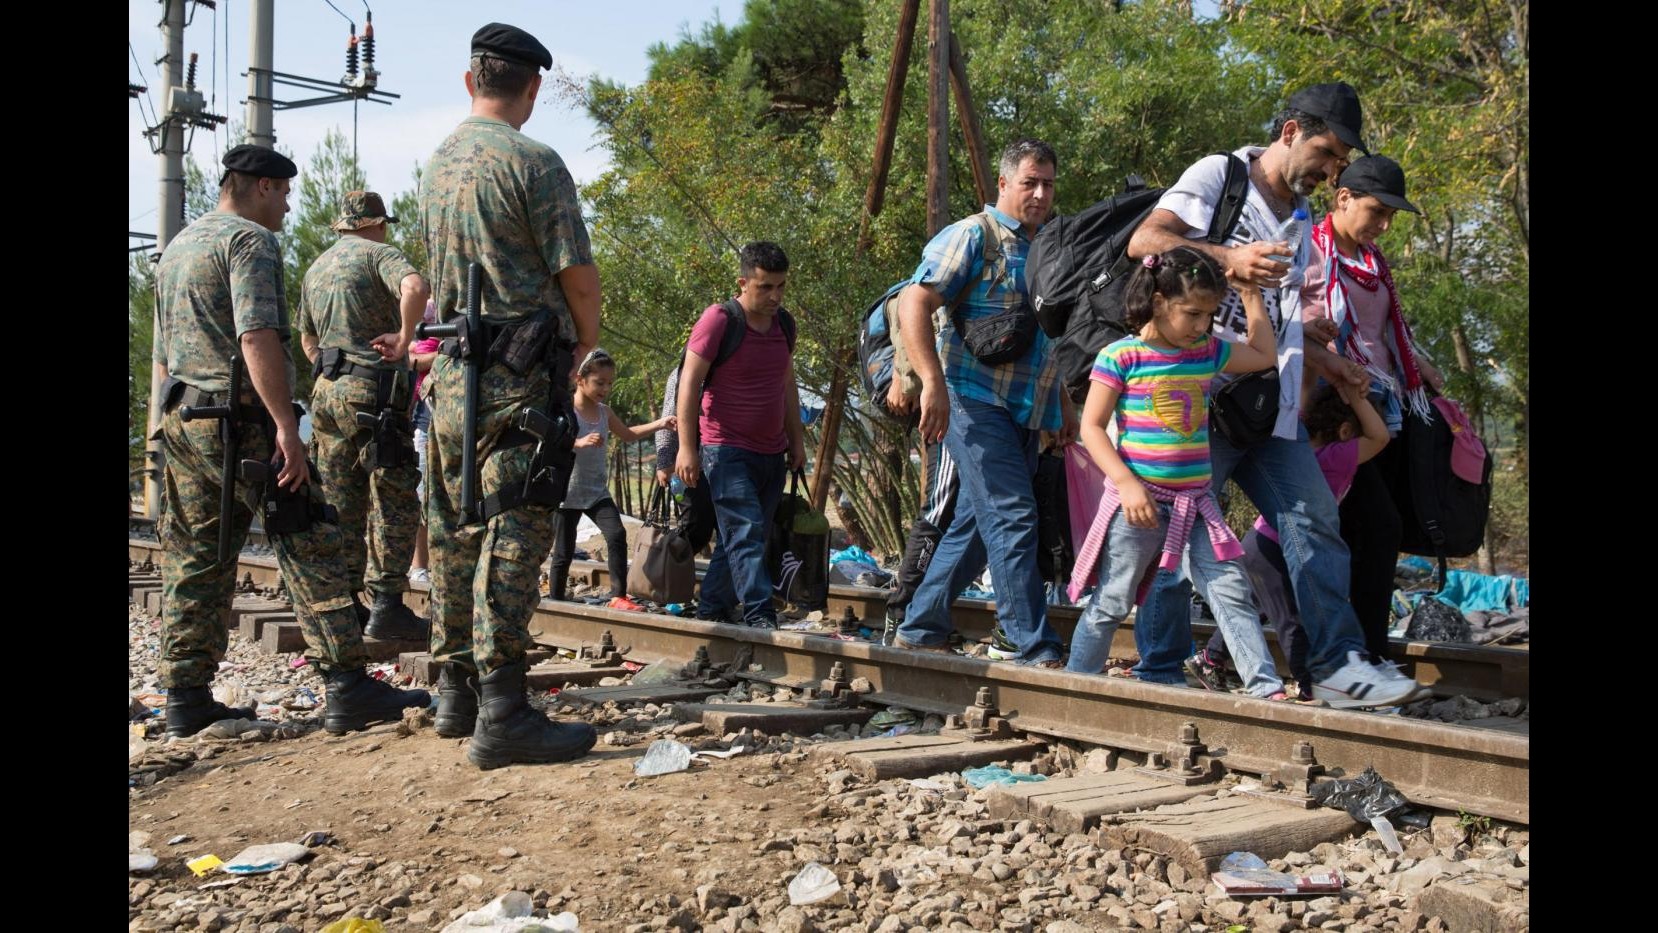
1286, 82, 1370, 156
219, 144, 298, 185
1338, 155, 1420, 214
471, 22, 552, 71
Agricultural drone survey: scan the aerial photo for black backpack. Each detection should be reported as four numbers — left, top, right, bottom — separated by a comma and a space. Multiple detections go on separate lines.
1029, 153, 1249, 401
855, 280, 917, 426
1392, 396, 1494, 587
1033, 448, 1074, 585
682, 297, 798, 383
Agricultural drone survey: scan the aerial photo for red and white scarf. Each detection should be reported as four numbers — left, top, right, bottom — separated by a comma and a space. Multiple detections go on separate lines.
1310, 215, 1431, 421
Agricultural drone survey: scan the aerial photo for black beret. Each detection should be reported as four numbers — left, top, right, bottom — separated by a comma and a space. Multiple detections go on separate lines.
470, 22, 552, 71
220, 144, 298, 181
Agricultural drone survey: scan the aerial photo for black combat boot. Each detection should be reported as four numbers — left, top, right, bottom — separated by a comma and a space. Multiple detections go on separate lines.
164, 686, 259, 738
364, 591, 430, 641
434, 662, 480, 738
323, 668, 431, 735
468, 661, 596, 770
352, 592, 371, 629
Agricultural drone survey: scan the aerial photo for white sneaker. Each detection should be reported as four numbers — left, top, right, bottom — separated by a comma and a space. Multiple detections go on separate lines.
408, 568, 431, 585
1313, 651, 1424, 710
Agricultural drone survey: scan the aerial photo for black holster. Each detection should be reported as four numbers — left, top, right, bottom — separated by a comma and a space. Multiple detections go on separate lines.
240, 457, 338, 535
353, 368, 416, 471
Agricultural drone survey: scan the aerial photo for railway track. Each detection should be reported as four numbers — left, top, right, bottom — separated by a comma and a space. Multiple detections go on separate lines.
128, 537, 1529, 824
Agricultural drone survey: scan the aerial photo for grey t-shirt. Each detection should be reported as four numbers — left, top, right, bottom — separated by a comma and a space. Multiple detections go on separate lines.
560, 402, 610, 510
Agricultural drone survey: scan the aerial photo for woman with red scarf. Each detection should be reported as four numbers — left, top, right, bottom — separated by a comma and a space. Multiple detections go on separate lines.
1306, 155, 1446, 659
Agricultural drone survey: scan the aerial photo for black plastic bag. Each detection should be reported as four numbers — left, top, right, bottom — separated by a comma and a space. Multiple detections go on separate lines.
1405, 596, 1473, 643
1310, 767, 1411, 821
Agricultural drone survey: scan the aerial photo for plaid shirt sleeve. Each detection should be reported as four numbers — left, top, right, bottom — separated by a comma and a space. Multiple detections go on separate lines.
909, 219, 981, 303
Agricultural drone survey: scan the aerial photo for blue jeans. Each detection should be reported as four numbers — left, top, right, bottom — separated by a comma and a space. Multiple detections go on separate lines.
696, 444, 786, 626
897, 391, 1063, 665
1071, 504, 1282, 696
1134, 425, 1366, 683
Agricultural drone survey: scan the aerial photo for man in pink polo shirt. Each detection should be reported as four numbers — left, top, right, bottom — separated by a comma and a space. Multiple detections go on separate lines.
673, 242, 806, 628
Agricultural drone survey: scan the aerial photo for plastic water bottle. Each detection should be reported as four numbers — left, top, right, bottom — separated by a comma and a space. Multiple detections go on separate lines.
668, 474, 687, 505
1268, 207, 1309, 264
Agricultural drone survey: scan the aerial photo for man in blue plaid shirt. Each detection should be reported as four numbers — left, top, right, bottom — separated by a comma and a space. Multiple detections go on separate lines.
891, 138, 1076, 667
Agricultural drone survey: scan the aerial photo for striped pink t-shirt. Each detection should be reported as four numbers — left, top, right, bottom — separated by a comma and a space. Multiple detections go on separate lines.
1090, 335, 1231, 490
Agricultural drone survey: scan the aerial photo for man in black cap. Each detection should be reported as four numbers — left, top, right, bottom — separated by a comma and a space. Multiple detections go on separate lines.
297, 191, 433, 642
152, 145, 430, 738
419, 23, 600, 768
1124, 83, 1427, 710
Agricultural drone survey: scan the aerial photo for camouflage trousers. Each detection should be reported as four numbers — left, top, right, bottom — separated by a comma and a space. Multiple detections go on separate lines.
157, 403, 369, 688
426, 355, 559, 675
308, 373, 420, 598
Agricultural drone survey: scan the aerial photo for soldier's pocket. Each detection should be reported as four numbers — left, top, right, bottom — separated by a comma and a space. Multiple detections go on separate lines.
480, 522, 548, 613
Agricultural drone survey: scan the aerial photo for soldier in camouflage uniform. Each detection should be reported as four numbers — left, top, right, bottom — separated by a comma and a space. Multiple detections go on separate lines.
419, 23, 600, 769
153, 145, 430, 738
297, 191, 431, 641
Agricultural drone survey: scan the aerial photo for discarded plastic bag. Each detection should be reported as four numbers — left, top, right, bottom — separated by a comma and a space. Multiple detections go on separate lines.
634, 739, 693, 777
224, 842, 312, 874
788, 861, 841, 906
440, 891, 579, 932
320, 920, 388, 933
961, 766, 1047, 789
868, 708, 918, 729
129, 850, 158, 872
1309, 767, 1410, 821
631, 659, 680, 686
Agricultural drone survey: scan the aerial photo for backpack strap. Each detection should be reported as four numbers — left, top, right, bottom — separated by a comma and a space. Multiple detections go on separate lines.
1206, 153, 1250, 244
946, 212, 1006, 334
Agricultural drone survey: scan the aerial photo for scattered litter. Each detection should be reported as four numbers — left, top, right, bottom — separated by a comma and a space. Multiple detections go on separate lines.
962, 766, 1047, 789
199, 878, 243, 890
462, 788, 513, 803
631, 660, 680, 685
634, 739, 694, 777
289, 657, 310, 669
217, 661, 235, 672
283, 687, 319, 710
868, 708, 918, 729
297, 830, 333, 847
907, 778, 950, 792
321, 920, 388, 933
878, 725, 916, 738
196, 718, 279, 740
693, 748, 749, 760
1309, 767, 1410, 822
133, 692, 168, 710
439, 891, 578, 931
129, 850, 159, 873
187, 854, 224, 876
1211, 852, 1344, 897
621, 661, 646, 673
663, 603, 688, 616
223, 842, 312, 874
167, 834, 191, 846
1370, 815, 1404, 854
788, 861, 842, 906
367, 663, 398, 682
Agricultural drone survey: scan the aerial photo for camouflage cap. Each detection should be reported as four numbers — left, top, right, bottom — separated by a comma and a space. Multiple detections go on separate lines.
331, 191, 399, 232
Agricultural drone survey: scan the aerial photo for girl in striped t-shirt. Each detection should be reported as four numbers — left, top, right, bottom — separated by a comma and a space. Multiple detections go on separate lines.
1065, 246, 1286, 699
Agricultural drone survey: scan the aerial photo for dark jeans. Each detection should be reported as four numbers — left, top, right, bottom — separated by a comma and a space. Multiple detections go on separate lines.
1340, 441, 1406, 660
549, 497, 628, 600
697, 445, 787, 625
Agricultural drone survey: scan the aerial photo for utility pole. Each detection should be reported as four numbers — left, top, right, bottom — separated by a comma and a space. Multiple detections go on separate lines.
142, 0, 189, 519
246, 0, 275, 148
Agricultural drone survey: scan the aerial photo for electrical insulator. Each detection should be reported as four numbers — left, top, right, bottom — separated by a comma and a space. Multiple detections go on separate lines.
186, 52, 198, 90
346, 25, 360, 79
362, 13, 375, 70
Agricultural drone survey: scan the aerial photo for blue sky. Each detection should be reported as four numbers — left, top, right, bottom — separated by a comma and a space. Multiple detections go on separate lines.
129, 0, 742, 242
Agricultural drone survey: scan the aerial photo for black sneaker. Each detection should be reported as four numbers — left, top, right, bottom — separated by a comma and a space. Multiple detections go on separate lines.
880, 611, 902, 646
1184, 650, 1229, 691
986, 625, 1019, 661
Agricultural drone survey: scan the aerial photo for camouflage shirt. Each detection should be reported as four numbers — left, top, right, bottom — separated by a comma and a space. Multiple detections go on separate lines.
296, 235, 419, 371
420, 116, 592, 334
153, 210, 294, 394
